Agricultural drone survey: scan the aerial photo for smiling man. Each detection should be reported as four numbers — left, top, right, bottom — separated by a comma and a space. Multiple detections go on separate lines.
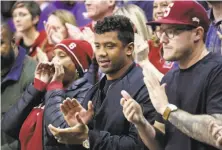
48, 15, 156, 150
120, 1, 222, 150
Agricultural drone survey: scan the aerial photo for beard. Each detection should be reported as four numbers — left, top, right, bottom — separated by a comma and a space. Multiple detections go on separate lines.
1, 47, 15, 71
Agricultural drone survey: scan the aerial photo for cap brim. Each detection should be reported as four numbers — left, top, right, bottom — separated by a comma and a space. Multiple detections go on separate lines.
146, 18, 193, 27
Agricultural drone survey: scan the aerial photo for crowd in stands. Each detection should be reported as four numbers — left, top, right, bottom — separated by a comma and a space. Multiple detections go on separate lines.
1, 0, 222, 150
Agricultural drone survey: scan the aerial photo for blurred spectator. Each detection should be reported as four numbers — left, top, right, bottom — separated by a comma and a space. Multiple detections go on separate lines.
52, 1, 91, 27
1, 39, 93, 150
35, 0, 57, 31
126, 1, 222, 150
82, 0, 118, 30
114, 4, 163, 80
206, 1, 222, 55
124, 1, 154, 21
149, 0, 174, 75
1, 22, 37, 150
11, 1, 51, 60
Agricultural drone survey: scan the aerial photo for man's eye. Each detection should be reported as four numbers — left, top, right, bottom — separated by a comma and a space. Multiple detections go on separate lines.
106, 45, 114, 49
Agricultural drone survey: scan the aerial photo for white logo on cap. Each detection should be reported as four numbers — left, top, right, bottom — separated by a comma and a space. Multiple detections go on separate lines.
69, 43, 76, 49
192, 17, 200, 24
164, 2, 174, 17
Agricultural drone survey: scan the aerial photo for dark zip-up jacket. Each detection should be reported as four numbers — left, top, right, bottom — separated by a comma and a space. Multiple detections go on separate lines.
81, 63, 156, 150
1, 77, 92, 150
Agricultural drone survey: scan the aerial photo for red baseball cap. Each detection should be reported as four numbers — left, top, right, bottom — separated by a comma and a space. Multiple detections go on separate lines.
147, 0, 210, 32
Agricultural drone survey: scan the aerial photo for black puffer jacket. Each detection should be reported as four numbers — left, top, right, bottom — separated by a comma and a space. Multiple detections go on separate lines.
1, 77, 92, 150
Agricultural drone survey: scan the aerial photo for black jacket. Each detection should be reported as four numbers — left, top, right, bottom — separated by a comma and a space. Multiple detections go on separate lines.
81, 63, 156, 150
1, 77, 92, 150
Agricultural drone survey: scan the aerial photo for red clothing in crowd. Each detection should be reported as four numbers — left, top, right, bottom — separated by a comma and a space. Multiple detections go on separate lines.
16, 31, 53, 59
19, 79, 64, 150
80, 22, 94, 31
148, 40, 174, 74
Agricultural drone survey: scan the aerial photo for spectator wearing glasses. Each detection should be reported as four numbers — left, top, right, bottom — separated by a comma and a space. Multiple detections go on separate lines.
121, 1, 222, 150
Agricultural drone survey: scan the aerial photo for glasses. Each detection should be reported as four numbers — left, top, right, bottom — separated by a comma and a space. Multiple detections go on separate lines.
155, 25, 196, 39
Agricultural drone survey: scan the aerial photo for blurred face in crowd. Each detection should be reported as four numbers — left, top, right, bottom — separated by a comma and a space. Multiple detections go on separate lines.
158, 24, 196, 61
47, 15, 68, 40
51, 48, 76, 83
0, 25, 15, 71
12, 7, 38, 32
153, 0, 171, 20
85, 0, 115, 21
94, 31, 133, 75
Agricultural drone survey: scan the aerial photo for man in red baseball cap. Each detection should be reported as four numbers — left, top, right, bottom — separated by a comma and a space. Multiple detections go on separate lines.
120, 1, 222, 150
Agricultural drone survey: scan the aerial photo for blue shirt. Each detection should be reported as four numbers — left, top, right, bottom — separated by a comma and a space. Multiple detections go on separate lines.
206, 9, 222, 55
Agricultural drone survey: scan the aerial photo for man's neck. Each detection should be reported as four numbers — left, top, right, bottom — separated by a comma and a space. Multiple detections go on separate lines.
179, 43, 209, 69
22, 27, 39, 47
212, 3, 222, 22
92, 6, 118, 28
106, 61, 133, 80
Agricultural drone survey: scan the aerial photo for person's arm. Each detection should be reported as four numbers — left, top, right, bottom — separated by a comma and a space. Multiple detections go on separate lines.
168, 110, 222, 147
120, 90, 163, 150
144, 62, 222, 148
1, 83, 45, 138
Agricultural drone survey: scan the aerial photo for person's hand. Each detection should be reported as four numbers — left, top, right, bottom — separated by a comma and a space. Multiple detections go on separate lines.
134, 33, 149, 64
35, 62, 55, 84
48, 113, 89, 144
120, 90, 145, 126
50, 62, 65, 83
44, 21, 63, 44
61, 98, 94, 127
143, 67, 169, 115
209, 121, 222, 149
44, 21, 56, 44
82, 27, 95, 51
36, 47, 49, 62
65, 23, 84, 40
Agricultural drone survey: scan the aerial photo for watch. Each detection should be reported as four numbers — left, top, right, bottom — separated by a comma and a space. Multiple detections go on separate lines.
83, 138, 90, 149
162, 104, 178, 120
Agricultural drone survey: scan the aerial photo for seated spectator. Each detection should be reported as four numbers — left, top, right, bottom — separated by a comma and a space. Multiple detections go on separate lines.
35, 0, 57, 32
52, 1, 91, 27
11, 1, 51, 60
206, 1, 222, 55
122, 1, 222, 150
47, 15, 156, 150
1, 39, 93, 150
1, 22, 37, 150
148, 0, 175, 75
44, 9, 77, 60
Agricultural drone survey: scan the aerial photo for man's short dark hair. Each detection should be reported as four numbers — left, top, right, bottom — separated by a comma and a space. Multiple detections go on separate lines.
94, 15, 134, 46
11, 1, 41, 22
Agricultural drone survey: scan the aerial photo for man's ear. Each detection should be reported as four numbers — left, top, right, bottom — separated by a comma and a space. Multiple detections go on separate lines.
193, 27, 204, 42
32, 16, 39, 26
108, 0, 115, 7
126, 42, 134, 56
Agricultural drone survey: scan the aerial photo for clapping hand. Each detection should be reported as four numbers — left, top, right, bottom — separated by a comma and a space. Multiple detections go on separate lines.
60, 98, 94, 127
